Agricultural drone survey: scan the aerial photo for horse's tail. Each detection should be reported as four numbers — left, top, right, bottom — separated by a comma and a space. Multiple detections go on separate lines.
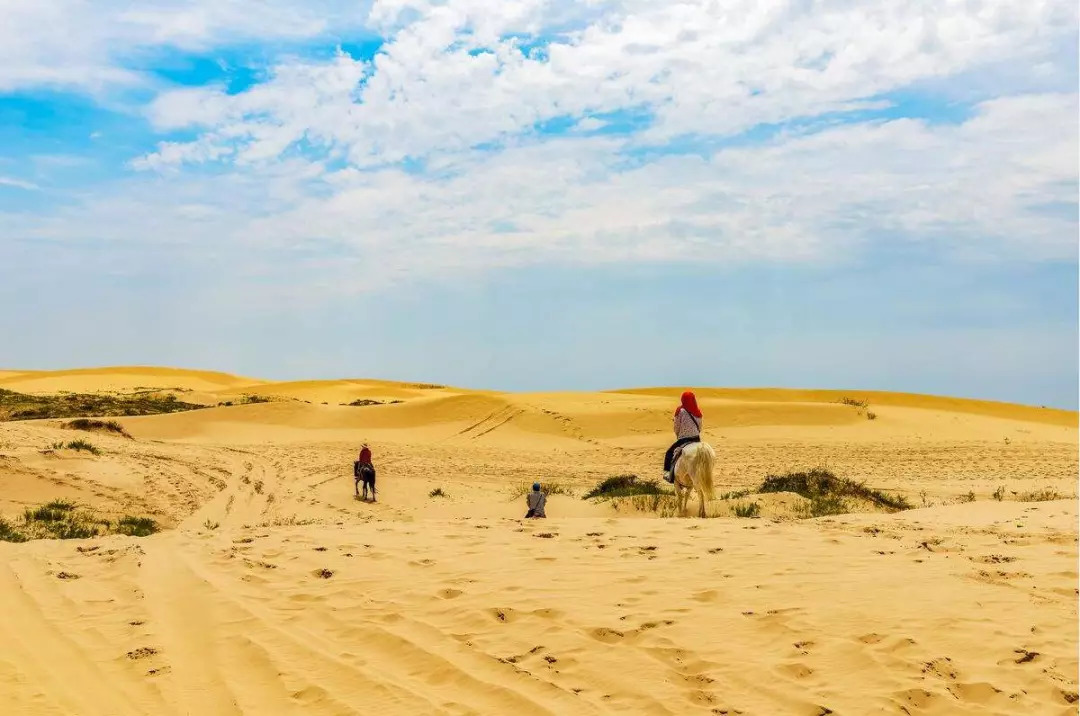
693, 442, 716, 501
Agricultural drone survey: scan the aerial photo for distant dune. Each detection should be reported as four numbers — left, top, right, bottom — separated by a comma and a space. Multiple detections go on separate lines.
0, 366, 1076, 714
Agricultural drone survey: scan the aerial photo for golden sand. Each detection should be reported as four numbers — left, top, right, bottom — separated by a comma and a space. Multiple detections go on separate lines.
0, 366, 1076, 714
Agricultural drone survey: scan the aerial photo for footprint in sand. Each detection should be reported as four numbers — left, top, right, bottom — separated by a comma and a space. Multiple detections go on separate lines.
437, 588, 463, 599
589, 627, 625, 643
126, 647, 158, 660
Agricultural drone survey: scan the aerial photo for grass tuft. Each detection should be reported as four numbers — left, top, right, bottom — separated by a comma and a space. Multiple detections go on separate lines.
64, 418, 131, 437
0, 517, 27, 543
1016, 488, 1066, 502
733, 502, 761, 518
2, 499, 159, 542
115, 516, 159, 537
583, 474, 663, 501
758, 467, 910, 512
64, 439, 101, 455
508, 481, 575, 500
429, 487, 448, 498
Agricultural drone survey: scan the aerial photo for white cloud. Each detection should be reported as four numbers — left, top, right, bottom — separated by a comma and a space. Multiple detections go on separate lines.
0, 0, 365, 93
1, 0, 1075, 299
0, 176, 40, 190
7, 92, 1075, 305
139, 0, 1077, 168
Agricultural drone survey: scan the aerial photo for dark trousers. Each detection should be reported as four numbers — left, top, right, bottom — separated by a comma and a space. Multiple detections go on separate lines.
664, 436, 700, 471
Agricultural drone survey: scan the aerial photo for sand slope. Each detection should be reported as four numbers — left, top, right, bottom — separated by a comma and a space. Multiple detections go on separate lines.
0, 367, 1076, 714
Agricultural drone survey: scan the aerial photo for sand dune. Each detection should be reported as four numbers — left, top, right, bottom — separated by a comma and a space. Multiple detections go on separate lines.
0, 366, 266, 395
0, 367, 1076, 714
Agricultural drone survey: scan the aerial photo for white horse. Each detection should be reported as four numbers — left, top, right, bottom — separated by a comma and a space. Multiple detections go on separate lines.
672, 442, 716, 517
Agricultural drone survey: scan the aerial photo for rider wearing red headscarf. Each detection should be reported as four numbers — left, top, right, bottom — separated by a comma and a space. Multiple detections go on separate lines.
664, 390, 703, 483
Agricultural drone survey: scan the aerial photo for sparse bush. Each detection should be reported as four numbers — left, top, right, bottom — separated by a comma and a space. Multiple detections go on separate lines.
25, 499, 77, 523
627, 492, 678, 515
17, 500, 102, 539
718, 489, 751, 500
348, 399, 384, 407
992, 484, 1006, 502
64, 439, 101, 455
733, 502, 761, 518
509, 481, 575, 500
203, 519, 220, 531
799, 495, 849, 518
958, 490, 976, 504
1017, 488, 1065, 502
0, 387, 204, 421
0, 517, 27, 543
3, 498, 160, 542
583, 474, 664, 500
116, 516, 159, 537
64, 418, 130, 437
759, 467, 909, 512
840, 397, 869, 409
866, 412, 877, 421
429, 487, 447, 498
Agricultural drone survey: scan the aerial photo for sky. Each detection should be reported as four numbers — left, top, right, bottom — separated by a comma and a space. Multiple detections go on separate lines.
0, 0, 1077, 408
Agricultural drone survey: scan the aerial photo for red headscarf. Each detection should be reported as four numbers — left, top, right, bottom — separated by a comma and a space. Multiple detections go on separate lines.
677, 390, 702, 419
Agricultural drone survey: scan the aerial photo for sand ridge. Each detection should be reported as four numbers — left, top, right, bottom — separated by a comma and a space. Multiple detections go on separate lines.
0, 366, 1076, 714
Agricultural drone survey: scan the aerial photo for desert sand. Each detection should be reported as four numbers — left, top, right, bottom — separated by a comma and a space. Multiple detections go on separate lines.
0, 366, 1076, 715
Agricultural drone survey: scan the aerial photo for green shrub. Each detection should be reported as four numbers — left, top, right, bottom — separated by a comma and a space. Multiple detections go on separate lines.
64, 418, 130, 437
0, 387, 204, 421
0, 517, 27, 543
1017, 488, 1065, 502
804, 495, 849, 517
733, 502, 761, 518
64, 439, 101, 455
759, 467, 909, 511
509, 481, 575, 500
116, 516, 159, 537
583, 474, 664, 500
3, 500, 159, 542
25, 499, 77, 523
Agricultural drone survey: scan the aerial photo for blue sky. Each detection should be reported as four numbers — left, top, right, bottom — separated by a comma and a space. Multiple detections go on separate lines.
1, 1, 1077, 408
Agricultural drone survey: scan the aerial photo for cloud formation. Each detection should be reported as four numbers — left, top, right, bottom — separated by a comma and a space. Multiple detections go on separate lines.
2, 0, 1077, 290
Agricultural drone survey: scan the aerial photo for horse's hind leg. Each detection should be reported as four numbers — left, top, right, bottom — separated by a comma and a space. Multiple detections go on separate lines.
697, 487, 707, 518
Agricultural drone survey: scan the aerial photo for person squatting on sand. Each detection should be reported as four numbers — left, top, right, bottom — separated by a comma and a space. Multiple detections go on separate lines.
525, 482, 547, 518
664, 391, 702, 484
